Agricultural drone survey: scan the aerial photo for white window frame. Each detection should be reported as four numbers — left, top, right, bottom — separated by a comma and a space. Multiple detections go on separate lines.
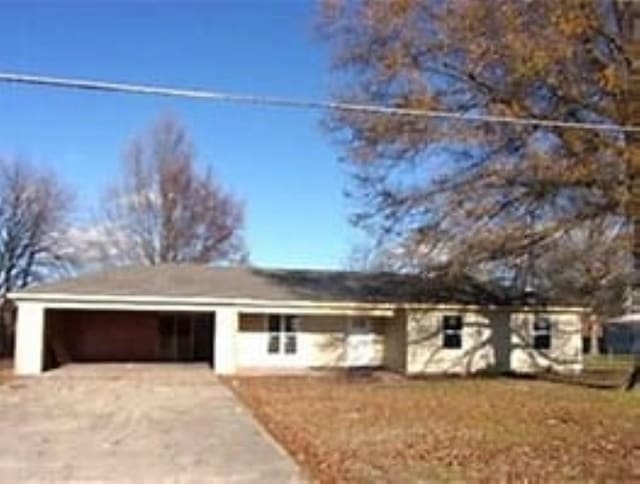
265, 315, 299, 356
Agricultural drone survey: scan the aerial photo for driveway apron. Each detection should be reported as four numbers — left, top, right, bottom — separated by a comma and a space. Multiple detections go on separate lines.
0, 364, 302, 483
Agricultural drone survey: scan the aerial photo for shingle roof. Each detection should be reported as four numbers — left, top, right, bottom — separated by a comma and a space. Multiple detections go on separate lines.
14, 264, 520, 305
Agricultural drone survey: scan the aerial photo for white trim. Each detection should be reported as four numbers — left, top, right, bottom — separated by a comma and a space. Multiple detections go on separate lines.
8, 292, 394, 312
215, 307, 238, 374
14, 302, 45, 375
19, 299, 392, 317
7, 291, 587, 314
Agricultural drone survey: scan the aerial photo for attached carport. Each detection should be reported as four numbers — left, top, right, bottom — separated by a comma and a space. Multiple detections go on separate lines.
45, 309, 214, 367
13, 298, 239, 376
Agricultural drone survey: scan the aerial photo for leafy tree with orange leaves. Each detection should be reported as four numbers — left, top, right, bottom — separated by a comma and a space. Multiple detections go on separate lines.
322, 0, 640, 387
322, 0, 631, 290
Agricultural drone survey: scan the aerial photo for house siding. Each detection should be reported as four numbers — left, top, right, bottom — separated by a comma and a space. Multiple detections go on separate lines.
406, 309, 499, 375
406, 309, 583, 375
510, 312, 582, 374
235, 314, 387, 369
383, 309, 407, 372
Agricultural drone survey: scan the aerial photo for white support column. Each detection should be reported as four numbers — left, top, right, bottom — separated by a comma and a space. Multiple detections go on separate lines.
14, 302, 46, 376
214, 307, 238, 374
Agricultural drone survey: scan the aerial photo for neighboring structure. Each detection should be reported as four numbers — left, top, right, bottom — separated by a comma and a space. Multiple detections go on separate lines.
9, 265, 586, 376
605, 314, 640, 355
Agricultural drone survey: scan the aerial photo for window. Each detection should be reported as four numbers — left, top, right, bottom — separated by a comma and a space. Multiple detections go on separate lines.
533, 318, 552, 350
442, 315, 463, 349
267, 315, 298, 355
350, 319, 370, 331
267, 316, 280, 354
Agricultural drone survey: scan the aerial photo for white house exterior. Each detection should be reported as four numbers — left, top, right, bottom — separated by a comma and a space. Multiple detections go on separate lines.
9, 265, 586, 376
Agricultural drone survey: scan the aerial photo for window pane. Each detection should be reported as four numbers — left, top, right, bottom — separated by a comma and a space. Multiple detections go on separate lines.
533, 318, 551, 331
352, 319, 369, 330
443, 315, 463, 330
533, 317, 552, 350
284, 334, 297, 354
443, 333, 462, 349
284, 316, 297, 333
533, 334, 551, 350
268, 315, 280, 333
267, 334, 280, 354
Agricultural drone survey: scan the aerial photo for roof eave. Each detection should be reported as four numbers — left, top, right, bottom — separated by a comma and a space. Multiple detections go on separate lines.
8, 291, 396, 312
8, 291, 588, 314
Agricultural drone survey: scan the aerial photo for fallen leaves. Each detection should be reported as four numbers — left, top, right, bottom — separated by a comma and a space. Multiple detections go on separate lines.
228, 375, 640, 483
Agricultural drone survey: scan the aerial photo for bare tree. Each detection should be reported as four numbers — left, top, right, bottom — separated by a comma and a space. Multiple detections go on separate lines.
0, 157, 72, 354
537, 217, 629, 316
536, 218, 629, 356
97, 115, 247, 266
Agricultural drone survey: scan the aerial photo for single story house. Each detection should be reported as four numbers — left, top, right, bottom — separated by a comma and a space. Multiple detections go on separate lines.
9, 264, 586, 376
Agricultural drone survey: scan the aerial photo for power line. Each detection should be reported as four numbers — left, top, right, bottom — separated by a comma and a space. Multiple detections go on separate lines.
1, 71, 639, 133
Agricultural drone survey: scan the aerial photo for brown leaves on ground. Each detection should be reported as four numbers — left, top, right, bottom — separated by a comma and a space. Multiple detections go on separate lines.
228, 375, 640, 483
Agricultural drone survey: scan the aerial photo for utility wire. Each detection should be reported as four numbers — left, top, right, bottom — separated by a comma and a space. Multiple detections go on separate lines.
1, 71, 639, 133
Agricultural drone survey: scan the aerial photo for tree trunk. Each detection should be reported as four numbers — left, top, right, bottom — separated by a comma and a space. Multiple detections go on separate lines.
589, 317, 600, 356
0, 298, 7, 357
624, 356, 639, 391
0, 311, 5, 357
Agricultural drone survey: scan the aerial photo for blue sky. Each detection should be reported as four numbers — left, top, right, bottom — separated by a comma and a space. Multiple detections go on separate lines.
0, 1, 359, 269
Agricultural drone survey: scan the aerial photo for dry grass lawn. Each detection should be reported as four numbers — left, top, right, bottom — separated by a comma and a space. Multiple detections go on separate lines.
228, 374, 640, 483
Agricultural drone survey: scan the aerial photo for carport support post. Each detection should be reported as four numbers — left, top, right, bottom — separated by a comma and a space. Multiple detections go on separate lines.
214, 308, 238, 374
14, 302, 45, 375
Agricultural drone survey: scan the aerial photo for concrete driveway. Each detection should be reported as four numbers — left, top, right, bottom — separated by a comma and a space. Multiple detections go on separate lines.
0, 364, 302, 483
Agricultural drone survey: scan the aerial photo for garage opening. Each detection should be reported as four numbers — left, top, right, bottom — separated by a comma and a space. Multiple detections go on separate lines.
44, 309, 215, 370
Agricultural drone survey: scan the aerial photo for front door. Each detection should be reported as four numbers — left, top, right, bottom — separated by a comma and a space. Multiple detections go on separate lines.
347, 319, 376, 367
